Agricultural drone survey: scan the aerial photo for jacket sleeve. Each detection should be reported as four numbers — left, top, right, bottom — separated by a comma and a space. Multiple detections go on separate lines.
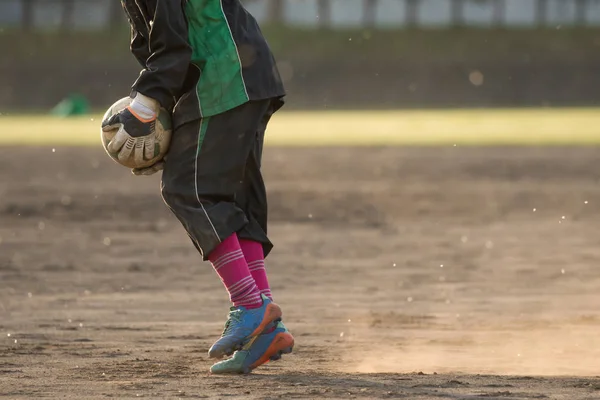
131, 0, 192, 112
130, 25, 150, 68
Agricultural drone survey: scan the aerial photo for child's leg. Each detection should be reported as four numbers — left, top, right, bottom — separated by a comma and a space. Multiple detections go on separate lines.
237, 99, 283, 300
209, 234, 262, 309
207, 99, 292, 373
239, 239, 272, 300
160, 100, 282, 359
237, 142, 272, 301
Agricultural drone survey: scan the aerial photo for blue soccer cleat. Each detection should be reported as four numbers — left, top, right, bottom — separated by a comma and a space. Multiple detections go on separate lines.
208, 294, 282, 359
210, 321, 294, 374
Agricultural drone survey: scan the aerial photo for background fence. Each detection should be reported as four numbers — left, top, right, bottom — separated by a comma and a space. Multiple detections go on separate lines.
1, 0, 600, 111
3, 0, 600, 30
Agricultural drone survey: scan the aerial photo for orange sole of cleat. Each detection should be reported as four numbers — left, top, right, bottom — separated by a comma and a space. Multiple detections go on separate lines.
249, 332, 295, 370
250, 303, 283, 337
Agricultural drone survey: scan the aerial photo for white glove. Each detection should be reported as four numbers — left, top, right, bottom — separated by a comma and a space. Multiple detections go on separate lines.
101, 93, 161, 166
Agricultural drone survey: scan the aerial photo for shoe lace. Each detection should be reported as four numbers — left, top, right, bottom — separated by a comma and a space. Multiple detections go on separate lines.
221, 308, 243, 336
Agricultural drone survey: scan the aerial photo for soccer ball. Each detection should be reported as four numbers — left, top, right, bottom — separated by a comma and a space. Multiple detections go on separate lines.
100, 96, 172, 169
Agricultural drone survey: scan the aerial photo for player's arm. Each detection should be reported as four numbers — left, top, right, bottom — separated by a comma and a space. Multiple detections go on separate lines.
131, 0, 192, 113
102, 0, 191, 174
130, 25, 150, 68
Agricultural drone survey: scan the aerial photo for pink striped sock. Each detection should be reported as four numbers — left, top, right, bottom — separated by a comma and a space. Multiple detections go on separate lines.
239, 239, 272, 301
208, 234, 262, 309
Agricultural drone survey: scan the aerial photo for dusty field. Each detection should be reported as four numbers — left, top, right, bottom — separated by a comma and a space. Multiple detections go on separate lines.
2, 146, 600, 399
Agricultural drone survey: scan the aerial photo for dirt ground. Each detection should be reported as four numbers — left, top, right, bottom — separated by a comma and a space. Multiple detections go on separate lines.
2, 146, 600, 400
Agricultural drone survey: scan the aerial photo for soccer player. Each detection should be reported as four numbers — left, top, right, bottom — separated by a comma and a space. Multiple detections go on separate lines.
101, 0, 294, 374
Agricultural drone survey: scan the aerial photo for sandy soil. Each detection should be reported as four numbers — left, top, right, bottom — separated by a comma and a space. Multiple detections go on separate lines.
2, 146, 600, 399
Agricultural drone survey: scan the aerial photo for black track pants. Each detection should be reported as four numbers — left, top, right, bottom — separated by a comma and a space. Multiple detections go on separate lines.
161, 99, 282, 260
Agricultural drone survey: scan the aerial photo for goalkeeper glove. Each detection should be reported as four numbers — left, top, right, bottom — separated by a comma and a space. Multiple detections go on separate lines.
101, 93, 161, 167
